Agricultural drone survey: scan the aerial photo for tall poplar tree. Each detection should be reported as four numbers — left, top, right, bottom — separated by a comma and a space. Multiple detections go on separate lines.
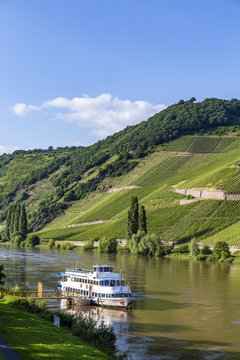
127, 196, 139, 239
139, 205, 147, 234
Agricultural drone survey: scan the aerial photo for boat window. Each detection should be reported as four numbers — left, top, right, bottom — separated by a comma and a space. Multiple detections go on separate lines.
99, 267, 103, 272
102, 294, 105, 297
110, 267, 113, 272
115, 280, 120, 286
121, 280, 124, 286
104, 267, 109, 272
114, 293, 118, 298
110, 280, 115, 286
99, 281, 103, 286
104, 280, 110, 286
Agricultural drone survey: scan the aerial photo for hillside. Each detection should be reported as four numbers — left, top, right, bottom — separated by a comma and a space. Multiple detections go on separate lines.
1, 97, 240, 245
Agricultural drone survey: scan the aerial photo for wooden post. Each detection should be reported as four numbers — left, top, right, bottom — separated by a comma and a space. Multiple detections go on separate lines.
38, 282, 43, 298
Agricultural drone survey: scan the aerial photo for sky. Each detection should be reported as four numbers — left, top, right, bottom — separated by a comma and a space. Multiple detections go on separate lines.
1, 0, 240, 153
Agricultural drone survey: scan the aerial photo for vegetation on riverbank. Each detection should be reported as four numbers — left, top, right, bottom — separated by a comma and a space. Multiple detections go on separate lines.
0, 296, 112, 360
0, 295, 125, 359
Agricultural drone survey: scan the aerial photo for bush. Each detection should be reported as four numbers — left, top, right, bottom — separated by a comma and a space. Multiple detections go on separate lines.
201, 245, 212, 255
60, 242, 76, 250
196, 254, 207, 261
173, 244, 190, 254
163, 247, 172, 255
83, 239, 95, 251
98, 238, 118, 253
47, 239, 55, 249
25, 234, 40, 247
206, 254, 218, 262
213, 241, 230, 259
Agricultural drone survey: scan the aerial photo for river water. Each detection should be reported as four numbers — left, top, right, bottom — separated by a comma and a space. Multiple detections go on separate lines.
1, 246, 240, 359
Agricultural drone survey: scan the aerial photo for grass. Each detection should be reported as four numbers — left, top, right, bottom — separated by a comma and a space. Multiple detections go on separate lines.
202, 220, 240, 245
0, 296, 110, 360
164, 136, 194, 152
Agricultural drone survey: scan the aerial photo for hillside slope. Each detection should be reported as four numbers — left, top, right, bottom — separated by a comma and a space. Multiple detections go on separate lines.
1, 97, 240, 245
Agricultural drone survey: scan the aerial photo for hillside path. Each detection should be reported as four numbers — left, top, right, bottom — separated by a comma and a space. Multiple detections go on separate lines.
0, 337, 21, 360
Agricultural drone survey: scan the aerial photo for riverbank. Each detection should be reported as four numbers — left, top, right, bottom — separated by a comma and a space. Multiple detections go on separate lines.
0, 296, 111, 360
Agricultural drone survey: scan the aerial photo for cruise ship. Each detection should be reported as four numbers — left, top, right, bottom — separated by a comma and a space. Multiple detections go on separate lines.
57, 265, 133, 308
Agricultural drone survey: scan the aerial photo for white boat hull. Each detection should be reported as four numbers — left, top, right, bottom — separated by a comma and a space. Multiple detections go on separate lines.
92, 297, 133, 308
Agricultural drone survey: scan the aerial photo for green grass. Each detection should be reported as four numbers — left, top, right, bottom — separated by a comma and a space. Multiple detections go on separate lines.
212, 137, 236, 152
0, 296, 110, 360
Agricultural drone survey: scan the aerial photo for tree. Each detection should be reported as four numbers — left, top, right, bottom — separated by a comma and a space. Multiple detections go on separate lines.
126, 196, 139, 239
5, 203, 28, 244
189, 238, 200, 257
139, 205, 147, 234
213, 241, 230, 259
0, 265, 5, 287
19, 205, 28, 239
98, 238, 118, 253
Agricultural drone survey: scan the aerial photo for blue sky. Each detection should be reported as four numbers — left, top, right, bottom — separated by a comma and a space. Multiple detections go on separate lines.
1, 0, 240, 153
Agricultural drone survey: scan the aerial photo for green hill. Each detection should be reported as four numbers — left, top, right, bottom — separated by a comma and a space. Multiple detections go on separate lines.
1, 97, 240, 246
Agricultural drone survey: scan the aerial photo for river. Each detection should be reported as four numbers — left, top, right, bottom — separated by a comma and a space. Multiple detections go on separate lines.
1, 246, 240, 359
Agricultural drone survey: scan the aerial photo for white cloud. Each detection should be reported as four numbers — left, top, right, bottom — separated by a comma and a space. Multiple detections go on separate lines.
0, 145, 20, 155
12, 103, 40, 116
12, 94, 166, 137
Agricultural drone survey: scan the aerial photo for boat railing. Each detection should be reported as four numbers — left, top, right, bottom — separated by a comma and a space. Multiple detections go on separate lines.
65, 268, 94, 274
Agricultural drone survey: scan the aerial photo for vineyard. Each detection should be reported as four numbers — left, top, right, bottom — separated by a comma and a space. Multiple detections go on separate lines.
165, 135, 236, 153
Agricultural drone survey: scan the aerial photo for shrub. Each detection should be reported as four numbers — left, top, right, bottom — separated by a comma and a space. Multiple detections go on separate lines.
201, 245, 212, 255
98, 237, 118, 253
83, 239, 95, 251
25, 234, 40, 247
47, 239, 55, 249
206, 254, 218, 262
196, 254, 207, 261
213, 241, 230, 259
173, 244, 190, 254
163, 247, 172, 255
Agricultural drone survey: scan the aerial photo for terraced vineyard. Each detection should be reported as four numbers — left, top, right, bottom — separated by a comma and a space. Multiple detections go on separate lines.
37, 135, 240, 245
165, 135, 236, 153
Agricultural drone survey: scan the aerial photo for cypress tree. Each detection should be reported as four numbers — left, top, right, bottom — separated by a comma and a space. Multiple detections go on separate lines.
14, 204, 21, 233
5, 205, 13, 240
127, 196, 139, 239
139, 205, 147, 234
19, 204, 28, 239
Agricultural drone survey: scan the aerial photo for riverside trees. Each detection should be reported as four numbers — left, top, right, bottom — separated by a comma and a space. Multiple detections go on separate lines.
127, 196, 147, 238
5, 204, 28, 245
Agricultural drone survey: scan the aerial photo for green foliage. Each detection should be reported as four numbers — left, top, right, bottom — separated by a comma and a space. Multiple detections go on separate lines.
98, 237, 118, 253
25, 234, 40, 247
47, 239, 55, 249
126, 196, 139, 238
173, 244, 190, 254
5, 204, 28, 243
201, 245, 212, 255
128, 231, 162, 256
139, 205, 147, 233
189, 238, 200, 257
213, 241, 230, 259
0, 265, 5, 287
196, 254, 207, 261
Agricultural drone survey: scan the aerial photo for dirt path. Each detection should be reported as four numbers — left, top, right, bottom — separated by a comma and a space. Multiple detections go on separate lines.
66, 219, 111, 228
108, 185, 141, 193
